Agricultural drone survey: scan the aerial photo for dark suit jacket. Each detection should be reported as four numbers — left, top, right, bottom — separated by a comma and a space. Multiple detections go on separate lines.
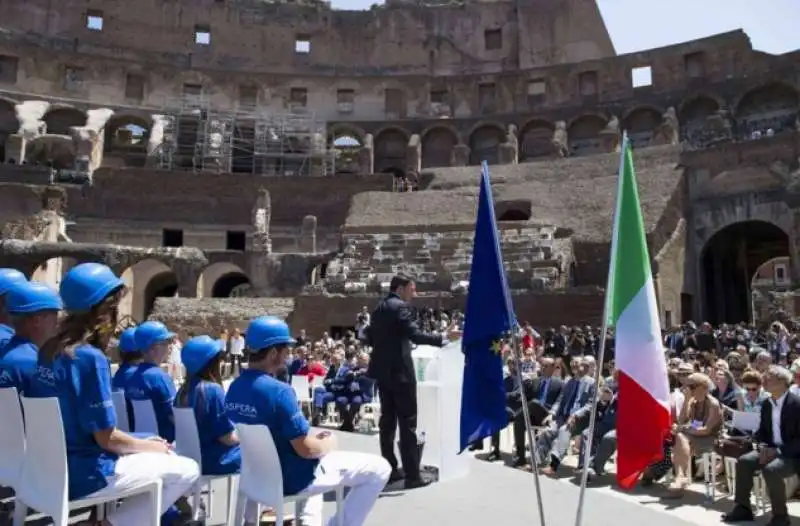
755, 391, 800, 459
575, 396, 618, 437
366, 292, 443, 385
551, 376, 596, 424
531, 375, 563, 411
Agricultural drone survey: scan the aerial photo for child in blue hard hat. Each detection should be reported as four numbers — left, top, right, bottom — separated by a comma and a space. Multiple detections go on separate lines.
27, 262, 199, 526
175, 336, 242, 474
0, 281, 62, 394
0, 268, 28, 347
122, 320, 178, 442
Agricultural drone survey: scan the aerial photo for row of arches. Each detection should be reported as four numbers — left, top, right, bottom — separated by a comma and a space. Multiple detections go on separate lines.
329, 83, 800, 172
30, 259, 253, 322
1, 82, 798, 171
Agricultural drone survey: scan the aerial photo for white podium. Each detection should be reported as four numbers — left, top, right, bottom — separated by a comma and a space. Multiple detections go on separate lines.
411, 340, 470, 483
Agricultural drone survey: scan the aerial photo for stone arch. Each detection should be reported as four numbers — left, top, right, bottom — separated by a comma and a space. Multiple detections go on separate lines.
679, 95, 721, 142
120, 259, 178, 322
750, 256, 792, 323
518, 119, 555, 161
0, 98, 17, 163
701, 220, 790, 324
43, 107, 87, 136
735, 83, 799, 137
373, 127, 409, 175
31, 256, 77, 289
24, 135, 75, 169
421, 126, 458, 168
622, 107, 662, 149
103, 114, 152, 168
328, 125, 363, 175
468, 124, 505, 165
328, 123, 366, 144
568, 114, 607, 157
197, 262, 251, 298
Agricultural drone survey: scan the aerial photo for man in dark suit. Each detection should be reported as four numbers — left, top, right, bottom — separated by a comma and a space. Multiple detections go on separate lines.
536, 356, 597, 474
366, 274, 460, 489
576, 385, 618, 480
723, 365, 800, 526
508, 357, 564, 466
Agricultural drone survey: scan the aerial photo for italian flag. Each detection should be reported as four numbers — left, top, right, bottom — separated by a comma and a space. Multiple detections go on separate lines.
607, 138, 671, 489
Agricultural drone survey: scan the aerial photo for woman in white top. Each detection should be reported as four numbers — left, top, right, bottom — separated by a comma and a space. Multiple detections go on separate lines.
229, 327, 245, 374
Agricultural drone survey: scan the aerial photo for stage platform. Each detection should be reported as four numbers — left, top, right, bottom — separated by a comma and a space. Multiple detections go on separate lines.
7, 428, 797, 525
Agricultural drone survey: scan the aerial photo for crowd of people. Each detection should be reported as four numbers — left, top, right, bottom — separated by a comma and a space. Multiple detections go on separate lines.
3, 260, 800, 526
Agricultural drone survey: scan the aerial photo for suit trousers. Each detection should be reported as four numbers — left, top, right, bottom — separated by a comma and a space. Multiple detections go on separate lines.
377, 380, 420, 479
734, 450, 799, 516
578, 429, 617, 475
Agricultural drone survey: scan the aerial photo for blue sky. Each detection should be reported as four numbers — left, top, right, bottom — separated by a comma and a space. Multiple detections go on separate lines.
329, 0, 800, 55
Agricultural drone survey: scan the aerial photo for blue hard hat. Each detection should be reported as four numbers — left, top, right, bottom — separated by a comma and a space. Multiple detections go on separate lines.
182, 335, 225, 377
5, 281, 63, 314
134, 321, 175, 350
118, 327, 139, 354
0, 268, 27, 296
245, 316, 295, 351
59, 263, 125, 312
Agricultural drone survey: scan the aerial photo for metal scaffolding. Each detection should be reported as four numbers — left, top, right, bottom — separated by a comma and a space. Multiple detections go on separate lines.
156, 97, 336, 176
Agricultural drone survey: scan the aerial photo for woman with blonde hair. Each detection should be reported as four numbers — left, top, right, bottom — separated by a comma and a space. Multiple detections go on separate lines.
665, 372, 723, 497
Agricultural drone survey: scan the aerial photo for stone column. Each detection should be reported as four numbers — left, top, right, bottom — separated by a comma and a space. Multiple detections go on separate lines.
309, 132, 327, 177
451, 143, 470, 166
147, 114, 175, 167
405, 134, 421, 174
6, 100, 50, 163
300, 215, 317, 253
358, 133, 374, 174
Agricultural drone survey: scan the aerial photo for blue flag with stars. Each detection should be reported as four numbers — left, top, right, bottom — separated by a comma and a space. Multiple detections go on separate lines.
459, 161, 517, 453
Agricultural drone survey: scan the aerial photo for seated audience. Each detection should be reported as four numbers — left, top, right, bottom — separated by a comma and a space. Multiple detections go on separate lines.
124, 321, 178, 442
312, 349, 346, 425
723, 366, 800, 526
739, 370, 769, 414
27, 263, 199, 526
0, 282, 62, 393
666, 372, 723, 497
226, 316, 391, 526
537, 356, 597, 475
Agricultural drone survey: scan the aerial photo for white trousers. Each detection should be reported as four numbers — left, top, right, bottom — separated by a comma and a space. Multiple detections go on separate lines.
254, 451, 390, 526
87, 451, 200, 526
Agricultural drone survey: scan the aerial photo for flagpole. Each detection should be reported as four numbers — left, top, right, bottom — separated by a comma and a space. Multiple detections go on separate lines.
509, 329, 548, 526
573, 132, 628, 526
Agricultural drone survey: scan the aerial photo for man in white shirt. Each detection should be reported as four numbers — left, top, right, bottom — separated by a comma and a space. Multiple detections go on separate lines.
723, 365, 800, 526
229, 327, 245, 374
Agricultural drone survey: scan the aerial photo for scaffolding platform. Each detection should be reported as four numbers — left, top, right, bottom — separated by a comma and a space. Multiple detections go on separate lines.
156, 97, 336, 176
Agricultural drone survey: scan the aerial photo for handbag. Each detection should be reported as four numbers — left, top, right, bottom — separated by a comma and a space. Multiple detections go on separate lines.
714, 436, 753, 458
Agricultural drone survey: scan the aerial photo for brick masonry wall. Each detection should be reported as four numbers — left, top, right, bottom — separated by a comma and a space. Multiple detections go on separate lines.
290, 291, 605, 337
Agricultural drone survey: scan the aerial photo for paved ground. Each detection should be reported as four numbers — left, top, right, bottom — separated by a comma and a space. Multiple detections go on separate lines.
5, 428, 799, 525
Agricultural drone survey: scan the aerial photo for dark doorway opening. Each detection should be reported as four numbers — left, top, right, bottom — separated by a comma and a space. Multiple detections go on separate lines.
145, 272, 178, 318
212, 273, 250, 297
702, 221, 789, 324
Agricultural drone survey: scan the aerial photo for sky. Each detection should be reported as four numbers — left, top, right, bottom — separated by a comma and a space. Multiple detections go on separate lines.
328, 0, 800, 55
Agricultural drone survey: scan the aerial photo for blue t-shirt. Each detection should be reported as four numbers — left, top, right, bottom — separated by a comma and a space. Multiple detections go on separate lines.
27, 344, 118, 500
176, 379, 240, 476
225, 369, 318, 495
111, 363, 138, 430
0, 335, 38, 394
124, 363, 176, 442
0, 323, 14, 348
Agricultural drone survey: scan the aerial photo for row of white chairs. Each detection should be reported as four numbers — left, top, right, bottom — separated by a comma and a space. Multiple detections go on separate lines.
1, 388, 346, 526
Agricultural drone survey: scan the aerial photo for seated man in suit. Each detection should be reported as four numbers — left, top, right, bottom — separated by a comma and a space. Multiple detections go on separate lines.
335, 352, 374, 432
723, 365, 800, 526
509, 357, 564, 466
311, 350, 347, 425
470, 357, 521, 459
577, 385, 618, 480
536, 356, 597, 475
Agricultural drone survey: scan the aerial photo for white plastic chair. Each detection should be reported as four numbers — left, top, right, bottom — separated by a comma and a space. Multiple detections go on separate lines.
173, 407, 237, 525
291, 376, 312, 410
310, 376, 325, 390
111, 390, 130, 433
0, 387, 25, 487
233, 423, 344, 526
131, 398, 160, 436
13, 396, 162, 526
359, 385, 381, 433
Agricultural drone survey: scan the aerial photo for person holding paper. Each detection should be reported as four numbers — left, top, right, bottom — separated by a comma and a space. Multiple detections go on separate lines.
365, 274, 461, 489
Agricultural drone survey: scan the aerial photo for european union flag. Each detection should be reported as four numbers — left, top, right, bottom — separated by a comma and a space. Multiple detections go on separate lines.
459, 161, 517, 453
